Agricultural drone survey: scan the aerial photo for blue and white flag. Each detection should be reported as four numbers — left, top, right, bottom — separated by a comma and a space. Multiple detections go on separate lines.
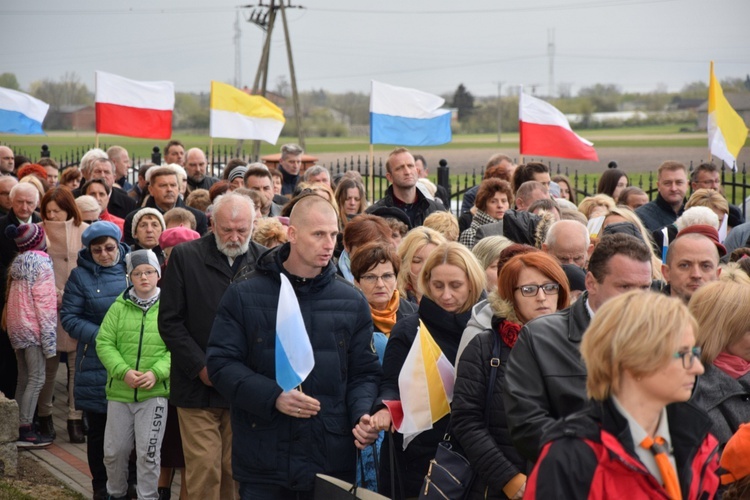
0, 88, 49, 135
275, 273, 315, 391
370, 80, 451, 146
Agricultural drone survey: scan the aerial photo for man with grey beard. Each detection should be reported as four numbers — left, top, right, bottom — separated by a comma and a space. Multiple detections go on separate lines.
159, 192, 266, 500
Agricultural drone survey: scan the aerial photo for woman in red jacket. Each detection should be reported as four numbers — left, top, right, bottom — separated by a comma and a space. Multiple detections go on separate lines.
525, 291, 720, 500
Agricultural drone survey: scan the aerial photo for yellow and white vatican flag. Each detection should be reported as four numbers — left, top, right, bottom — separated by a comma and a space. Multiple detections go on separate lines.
708, 62, 749, 170
209, 81, 285, 144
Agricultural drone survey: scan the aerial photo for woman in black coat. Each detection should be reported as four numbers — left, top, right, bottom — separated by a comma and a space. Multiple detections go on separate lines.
370, 242, 487, 498
452, 252, 570, 499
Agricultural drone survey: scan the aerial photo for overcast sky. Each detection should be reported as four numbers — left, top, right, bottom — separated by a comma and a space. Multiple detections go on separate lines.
2, 0, 749, 99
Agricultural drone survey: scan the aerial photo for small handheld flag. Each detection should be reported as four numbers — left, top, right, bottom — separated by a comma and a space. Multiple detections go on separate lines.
275, 273, 315, 391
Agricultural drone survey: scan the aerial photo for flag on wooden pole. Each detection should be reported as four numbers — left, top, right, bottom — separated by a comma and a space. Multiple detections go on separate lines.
95, 71, 174, 139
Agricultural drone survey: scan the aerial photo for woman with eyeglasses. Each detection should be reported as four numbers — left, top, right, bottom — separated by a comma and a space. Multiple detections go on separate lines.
689, 278, 750, 450
349, 242, 417, 491
524, 291, 720, 499
371, 242, 486, 498
452, 252, 569, 500
60, 221, 130, 500
36, 188, 90, 444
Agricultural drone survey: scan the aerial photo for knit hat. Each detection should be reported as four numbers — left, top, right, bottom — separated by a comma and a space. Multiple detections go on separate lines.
675, 224, 727, 257
368, 206, 413, 230
228, 166, 248, 183
81, 221, 122, 247
5, 223, 46, 252
131, 208, 166, 240
720, 423, 750, 484
158, 226, 200, 249
126, 249, 161, 279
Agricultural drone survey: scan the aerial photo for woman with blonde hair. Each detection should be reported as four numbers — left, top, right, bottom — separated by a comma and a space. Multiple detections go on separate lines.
396, 226, 447, 303
371, 242, 486, 497
525, 291, 719, 499
578, 194, 616, 220
689, 279, 750, 447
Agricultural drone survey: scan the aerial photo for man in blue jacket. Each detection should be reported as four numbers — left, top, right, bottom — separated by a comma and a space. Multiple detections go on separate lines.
207, 195, 381, 499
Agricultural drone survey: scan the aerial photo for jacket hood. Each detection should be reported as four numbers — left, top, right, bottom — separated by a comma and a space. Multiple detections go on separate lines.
487, 291, 520, 324
256, 242, 338, 294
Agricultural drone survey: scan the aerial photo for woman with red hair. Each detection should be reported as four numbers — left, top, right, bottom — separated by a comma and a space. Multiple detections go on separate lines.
452, 252, 570, 499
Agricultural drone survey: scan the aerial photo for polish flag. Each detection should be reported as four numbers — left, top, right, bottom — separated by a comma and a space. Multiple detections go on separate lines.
95, 71, 174, 139
519, 92, 599, 161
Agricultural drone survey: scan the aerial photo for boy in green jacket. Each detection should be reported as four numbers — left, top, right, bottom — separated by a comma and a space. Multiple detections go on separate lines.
97, 249, 170, 500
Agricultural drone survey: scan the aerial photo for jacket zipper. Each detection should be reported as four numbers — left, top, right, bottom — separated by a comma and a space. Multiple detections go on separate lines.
696, 442, 719, 496
133, 309, 146, 403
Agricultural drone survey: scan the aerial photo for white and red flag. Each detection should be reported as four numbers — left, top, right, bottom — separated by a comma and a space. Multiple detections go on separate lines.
95, 71, 174, 139
519, 92, 599, 161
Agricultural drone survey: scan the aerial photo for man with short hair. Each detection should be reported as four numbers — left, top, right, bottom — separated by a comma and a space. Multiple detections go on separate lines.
414, 155, 450, 208
244, 166, 282, 217
164, 140, 186, 167
366, 147, 443, 227
85, 156, 137, 219
185, 148, 219, 193
512, 162, 551, 193
0, 176, 18, 216
206, 195, 380, 497
106, 145, 133, 191
636, 161, 688, 232
122, 167, 207, 245
0, 146, 14, 176
542, 219, 592, 268
662, 228, 723, 303
303, 165, 331, 186
691, 162, 745, 229
515, 180, 549, 211
278, 143, 304, 195
160, 192, 266, 500
504, 233, 653, 462
38, 158, 59, 187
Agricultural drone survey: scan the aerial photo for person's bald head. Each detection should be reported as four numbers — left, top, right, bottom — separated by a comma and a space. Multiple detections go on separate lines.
286, 195, 339, 277
0, 146, 14, 174
0, 175, 18, 211
662, 234, 721, 303
185, 148, 208, 184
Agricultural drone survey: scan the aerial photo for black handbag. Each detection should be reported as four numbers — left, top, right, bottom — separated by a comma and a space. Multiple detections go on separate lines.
419, 333, 502, 500
314, 448, 389, 500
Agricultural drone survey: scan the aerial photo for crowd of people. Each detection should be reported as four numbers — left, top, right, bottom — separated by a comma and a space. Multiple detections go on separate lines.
0, 140, 750, 500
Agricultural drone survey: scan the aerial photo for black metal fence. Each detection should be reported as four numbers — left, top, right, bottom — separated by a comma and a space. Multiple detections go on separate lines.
9, 143, 749, 218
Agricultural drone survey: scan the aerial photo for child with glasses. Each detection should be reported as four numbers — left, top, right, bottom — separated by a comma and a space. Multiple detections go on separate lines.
96, 249, 170, 500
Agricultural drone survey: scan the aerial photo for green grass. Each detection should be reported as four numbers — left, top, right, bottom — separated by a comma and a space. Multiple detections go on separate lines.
0, 124, 715, 162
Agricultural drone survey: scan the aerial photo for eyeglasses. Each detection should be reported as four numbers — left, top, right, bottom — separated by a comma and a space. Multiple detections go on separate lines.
359, 273, 397, 285
132, 270, 157, 278
514, 283, 560, 297
91, 245, 118, 255
673, 346, 702, 369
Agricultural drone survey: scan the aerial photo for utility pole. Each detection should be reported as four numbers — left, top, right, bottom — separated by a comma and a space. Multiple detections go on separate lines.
243, 1, 305, 161
234, 10, 242, 88
548, 28, 556, 98
496, 81, 503, 144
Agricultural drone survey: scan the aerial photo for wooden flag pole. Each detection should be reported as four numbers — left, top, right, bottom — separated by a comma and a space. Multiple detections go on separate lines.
208, 137, 214, 175
94, 134, 99, 149
369, 144, 375, 203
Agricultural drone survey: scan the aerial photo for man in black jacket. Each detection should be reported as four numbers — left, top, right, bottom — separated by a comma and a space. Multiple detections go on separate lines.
159, 192, 265, 500
122, 166, 207, 245
206, 195, 380, 498
367, 147, 443, 227
503, 233, 653, 462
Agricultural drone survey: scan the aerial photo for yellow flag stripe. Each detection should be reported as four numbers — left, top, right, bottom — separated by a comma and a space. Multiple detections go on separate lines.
210, 81, 285, 122
419, 321, 451, 421
708, 62, 749, 157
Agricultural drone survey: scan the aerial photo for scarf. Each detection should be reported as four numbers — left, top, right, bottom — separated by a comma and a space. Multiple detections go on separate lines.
713, 351, 750, 379
128, 287, 161, 312
370, 289, 401, 337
